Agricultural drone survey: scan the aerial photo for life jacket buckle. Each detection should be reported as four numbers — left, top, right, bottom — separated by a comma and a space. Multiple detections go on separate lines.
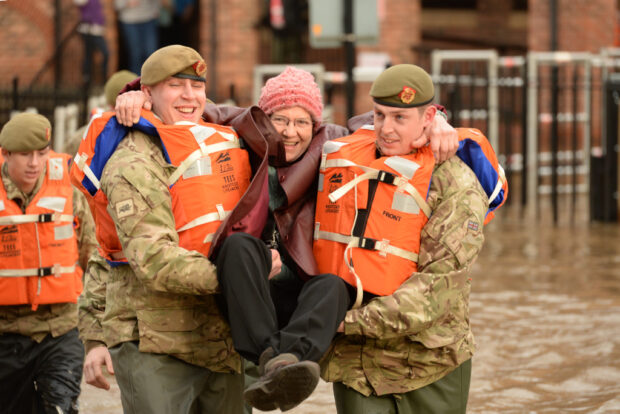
377, 170, 397, 185
37, 267, 53, 277
358, 237, 377, 250
38, 214, 54, 223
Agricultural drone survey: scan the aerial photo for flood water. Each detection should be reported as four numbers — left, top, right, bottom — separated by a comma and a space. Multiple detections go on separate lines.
79, 200, 620, 413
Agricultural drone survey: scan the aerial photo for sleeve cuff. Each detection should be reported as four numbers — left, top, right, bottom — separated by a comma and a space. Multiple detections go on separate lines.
84, 340, 107, 354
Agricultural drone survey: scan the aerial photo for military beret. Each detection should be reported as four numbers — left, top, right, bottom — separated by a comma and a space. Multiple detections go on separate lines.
104, 70, 138, 107
0, 113, 51, 152
370, 64, 434, 108
141, 45, 207, 86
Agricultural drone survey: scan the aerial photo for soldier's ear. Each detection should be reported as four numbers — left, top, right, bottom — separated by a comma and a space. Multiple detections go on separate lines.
423, 105, 436, 127
141, 85, 153, 103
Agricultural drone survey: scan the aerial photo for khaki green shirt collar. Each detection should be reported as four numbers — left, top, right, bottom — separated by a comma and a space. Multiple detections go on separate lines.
1, 162, 46, 211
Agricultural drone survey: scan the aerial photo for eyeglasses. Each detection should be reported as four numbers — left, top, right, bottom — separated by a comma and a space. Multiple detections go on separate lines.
270, 115, 313, 130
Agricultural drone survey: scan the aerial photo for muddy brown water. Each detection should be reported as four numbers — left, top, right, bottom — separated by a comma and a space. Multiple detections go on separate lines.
79, 202, 620, 413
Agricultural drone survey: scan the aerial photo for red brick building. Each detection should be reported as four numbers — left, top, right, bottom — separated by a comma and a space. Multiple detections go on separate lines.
0, 0, 617, 125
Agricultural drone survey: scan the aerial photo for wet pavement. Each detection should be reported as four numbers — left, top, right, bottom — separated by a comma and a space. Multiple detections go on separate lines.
79, 201, 620, 413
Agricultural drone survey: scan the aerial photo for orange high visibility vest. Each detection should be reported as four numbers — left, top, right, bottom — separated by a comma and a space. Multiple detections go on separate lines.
313, 126, 435, 305
71, 110, 251, 263
0, 151, 83, 310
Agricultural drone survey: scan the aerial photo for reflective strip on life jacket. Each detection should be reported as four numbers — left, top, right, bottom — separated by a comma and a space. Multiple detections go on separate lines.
168, 140, 241, 186
313, 127, 434, 302
0, 213, 73, 225
0, 265, 76, 277
177, 204, 228, 232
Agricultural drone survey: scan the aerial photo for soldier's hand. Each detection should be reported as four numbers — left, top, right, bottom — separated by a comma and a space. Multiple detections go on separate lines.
84, 346, 115, 390
115, 90, 150, 127
268, 249, 282, 279
337, 321, 344, 333
427, 112, 458, 163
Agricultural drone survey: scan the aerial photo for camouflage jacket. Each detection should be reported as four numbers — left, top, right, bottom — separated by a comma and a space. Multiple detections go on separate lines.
78, 249, 109, 352
90, 130, 240, 373
0, 161, 97, 342
320, 156, 489, 396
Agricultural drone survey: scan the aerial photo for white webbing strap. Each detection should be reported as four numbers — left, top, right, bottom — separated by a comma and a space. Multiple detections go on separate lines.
74, 153, 101, 191
0, 264, 75, 278
488, 164, 507, 206
326, 165, 432, 218
203, 233, 215, 244
168, 141, 240, 186
176, 204, 229, 233
317, 230, 419, 263
0, 213, 73, 226
328, 171, 376, 203
315, 226, 419, 308
321, 158, 372, 172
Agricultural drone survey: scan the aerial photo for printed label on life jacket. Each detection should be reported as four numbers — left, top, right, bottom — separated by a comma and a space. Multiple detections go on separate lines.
0, 225, 19, 258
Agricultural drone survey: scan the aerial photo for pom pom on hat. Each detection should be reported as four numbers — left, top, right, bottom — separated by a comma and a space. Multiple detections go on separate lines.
258, 66, 323, 124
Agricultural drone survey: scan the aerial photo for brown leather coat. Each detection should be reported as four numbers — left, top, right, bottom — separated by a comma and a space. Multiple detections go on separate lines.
202, 104, 348, 277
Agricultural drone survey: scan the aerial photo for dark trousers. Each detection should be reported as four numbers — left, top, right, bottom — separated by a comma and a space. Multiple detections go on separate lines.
81, 33, 109, 84
0, 328, 84, 414
216, 233, 350, 365
119, 19, 159, 75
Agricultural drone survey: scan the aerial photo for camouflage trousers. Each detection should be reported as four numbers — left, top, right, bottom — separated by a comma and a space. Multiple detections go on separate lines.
333, 359, 472, 414
109, 341, 245, 414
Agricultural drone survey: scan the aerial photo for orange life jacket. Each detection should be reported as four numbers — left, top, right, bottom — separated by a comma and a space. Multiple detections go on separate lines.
0, 151, 83, 310
313, 126, 436, 306
71, 110, 251, 264
456, 128, 508, 224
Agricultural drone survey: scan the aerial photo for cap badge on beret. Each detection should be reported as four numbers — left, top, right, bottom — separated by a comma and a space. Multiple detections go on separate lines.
398, 86, 416, 105
193, 60, 207, 77
45, 127, 51, 141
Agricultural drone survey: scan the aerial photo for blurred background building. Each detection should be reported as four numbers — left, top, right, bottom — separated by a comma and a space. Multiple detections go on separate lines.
0, 0, 619, 222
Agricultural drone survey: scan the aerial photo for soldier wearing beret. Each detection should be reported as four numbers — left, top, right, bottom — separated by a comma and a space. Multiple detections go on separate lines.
318, 64, 502, 413
63, 69, 138, 156
0, 113, 97, 413
73, 45, 261, 413
109, 61, 465, 411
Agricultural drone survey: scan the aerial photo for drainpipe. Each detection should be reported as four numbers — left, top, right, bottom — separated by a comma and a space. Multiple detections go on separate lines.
209, 0, 218, 102
550, 0, 559, 223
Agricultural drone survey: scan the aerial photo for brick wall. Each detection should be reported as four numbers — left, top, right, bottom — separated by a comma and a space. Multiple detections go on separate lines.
529, 0, 615, 52
0, 0, 119, 88
2, 0, 618, 107
200, 0, 261, 105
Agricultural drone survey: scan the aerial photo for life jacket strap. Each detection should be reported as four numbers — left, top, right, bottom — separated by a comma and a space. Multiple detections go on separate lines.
314, 227, 419, 263
0, 213, 74, 226
489, 164, 507, 206
326, 166, 431, 217
176, 204, 230, 233
0, 264, 75, 278
168, 141, 241, 186
74, 153, 101, 191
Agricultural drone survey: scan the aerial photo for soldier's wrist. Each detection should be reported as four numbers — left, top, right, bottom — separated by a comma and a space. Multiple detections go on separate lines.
84, 340, 107, 354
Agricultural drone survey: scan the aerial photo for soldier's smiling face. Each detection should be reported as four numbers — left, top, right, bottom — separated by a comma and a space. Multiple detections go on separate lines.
142, 77, 206, 125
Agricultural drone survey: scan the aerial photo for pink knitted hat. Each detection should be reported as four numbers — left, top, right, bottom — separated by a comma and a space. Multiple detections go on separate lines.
258, 66, 323, 124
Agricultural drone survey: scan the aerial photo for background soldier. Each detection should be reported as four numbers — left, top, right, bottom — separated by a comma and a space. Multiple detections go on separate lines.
0, 113, 96, 413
